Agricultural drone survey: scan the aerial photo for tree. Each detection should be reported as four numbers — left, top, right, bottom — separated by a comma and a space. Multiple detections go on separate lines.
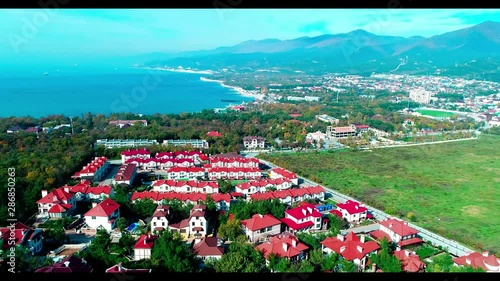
217, 218, 242, 241
407, 212, 417, 222
322, 253, 340, 272
214, 241, 269, 273
308, 248, 326, 271
204, 195, 217, 212
118, 232, 135, 255
297, 260, 315, 272
327, 214, 347, 236
275, 257, 292, 272
150, 229, 200, 272
340, 259, 358, 272
117, 217, 128, 231
132, 198, 157, 218
217, 179, 233, 194
46, 227, 66, 244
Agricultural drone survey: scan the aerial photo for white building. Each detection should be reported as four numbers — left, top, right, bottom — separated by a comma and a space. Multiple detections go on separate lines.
241, 214, 282, 243
133, 234, 158, 261
332, 200, 369, 224
243, 136, 266, 149
306, 131, 327, 144
95, 139, 158, 149
151, 205, 170, 234
163, 139, 209, 149
84, 198, 120, 232
316, 115, 340, 124
409, 89, 432, 104
281, 203, 325, 233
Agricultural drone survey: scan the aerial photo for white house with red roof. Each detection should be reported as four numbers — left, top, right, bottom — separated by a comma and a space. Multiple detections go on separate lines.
206, 131, 223, 138
66, 180, 91, 201
210, 157, 260, 168
370, 218, 423, 249
37, 188, 76, 218
281, 203, 325, 234
393, 250, 426, 272
453, 252, 500, 272
256, 232, 309, 264
121, 148, 151, 164
269, 168, 299, 185
192, 237, 225, 261
72, 157, 109, 181
351, 124, 370, 134
241, 214, 282, 243
235, 178, 294, 196
151, 205, 170, 234
134, 234, 158, 261
84, 198, 120, 232
167, 167, 205, 180
333, 200, 368, 224
113, 163, 137, 186
85, 186, 113, 201
152, 179, 219, 194
321, 232, 380, 270
0, 222, 44, 254
207, 167, 262, 180
169, 205, 208, 239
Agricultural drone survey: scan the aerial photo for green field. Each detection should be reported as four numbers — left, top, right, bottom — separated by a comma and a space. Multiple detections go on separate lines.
416, 109, 457, 118
261, 136, 500, 253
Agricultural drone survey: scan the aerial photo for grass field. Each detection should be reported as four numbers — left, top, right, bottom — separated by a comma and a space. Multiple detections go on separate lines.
261, 135, 500, 253
416, 109, 456, 118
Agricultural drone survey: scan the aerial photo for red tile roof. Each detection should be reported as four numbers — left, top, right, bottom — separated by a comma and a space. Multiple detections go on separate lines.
336, 200, 368, 215
192, 237, 225, 257
270, 167, 298, 179
84, 198, 120, 217
134, 234, 158, 249
241, 214, 282, 232
380, 218, 419, 237
85, 186, 112, 195
206, 131, 223, 137
37, 187, 75, 204
35, 256, 93, 273
0, 222, 31, 249
397, 237, 423, 247
48, 204, 72, 213
330, 209, 343, 218
369, 230, 392, 241
285, 203, 323, 220
393, 250, 426, 272
121, 149, 150, 156
281, 218, 314, 230
321, 232, 380, 261
105, 263, 151, 273
453, 252, 500, 271
256, 235, 309, 259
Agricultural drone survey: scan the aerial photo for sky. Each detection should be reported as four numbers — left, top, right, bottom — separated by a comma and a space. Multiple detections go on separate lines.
1, 9, 499, 65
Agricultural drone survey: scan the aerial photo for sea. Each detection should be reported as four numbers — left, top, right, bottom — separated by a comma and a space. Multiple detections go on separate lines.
0, 65, 254, 118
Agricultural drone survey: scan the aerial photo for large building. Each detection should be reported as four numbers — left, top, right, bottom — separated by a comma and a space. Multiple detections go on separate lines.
409, 89, 432, 104
321, 232, 380, 270
84, 198, 120, 232
163, 139, 209, 149
315, 114, 340, 124
370, 218, 423, 249
281, 203, 324, 233
72, 157, 109, 181
241, 214, 282, 243
95, 139, 158, 149
326, 126, 357, 139
243, 136, 266, 149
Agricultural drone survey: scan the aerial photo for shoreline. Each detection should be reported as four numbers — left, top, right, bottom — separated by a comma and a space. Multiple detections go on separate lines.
200, 76, 264, 99
134, 66, 215, 75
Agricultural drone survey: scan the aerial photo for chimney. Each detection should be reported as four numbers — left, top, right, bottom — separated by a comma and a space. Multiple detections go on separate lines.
117, 262, 122, 272
357, 245, 363, 253
194, 238, 202, 245
337, 234, 344, 241
307, 207, 313, 214
372, 263, 377, 272
292, 239, 297, 248
482, 251, 489, 257
340, 246, 346, 253
64, 186, 70, 193
302, 209, 307, 216
64, 261, 70, 267
405, 250, 410, 257
360, 234, 365, 243
389, 224, 393, 228
466, 258, 471, 265
144, 236, 147, 245
91, 202, 98, 208
283, 242, 289, 252
41, 190, 48, 198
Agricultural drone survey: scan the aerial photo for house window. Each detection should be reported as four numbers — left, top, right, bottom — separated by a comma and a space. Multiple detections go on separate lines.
192, 222, 195, 226
201, 222, 203, 226
92, 216, 96, 220
153, 222, 157, 226
162, 222, 165, 226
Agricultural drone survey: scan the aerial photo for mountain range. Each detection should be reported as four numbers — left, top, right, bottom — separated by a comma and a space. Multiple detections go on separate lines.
143, 21, 500, 80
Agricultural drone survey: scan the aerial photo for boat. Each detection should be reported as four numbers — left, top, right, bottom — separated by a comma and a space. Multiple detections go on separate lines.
44, 72, 48, 76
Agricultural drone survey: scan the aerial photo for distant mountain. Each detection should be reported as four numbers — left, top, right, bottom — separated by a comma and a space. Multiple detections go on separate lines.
144, 21, 500, 80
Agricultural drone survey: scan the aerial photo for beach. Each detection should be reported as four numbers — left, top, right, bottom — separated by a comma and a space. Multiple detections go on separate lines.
200, 77, 264, 99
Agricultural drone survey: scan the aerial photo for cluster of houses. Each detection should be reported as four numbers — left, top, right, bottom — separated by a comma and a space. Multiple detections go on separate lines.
72, 157, 110, 182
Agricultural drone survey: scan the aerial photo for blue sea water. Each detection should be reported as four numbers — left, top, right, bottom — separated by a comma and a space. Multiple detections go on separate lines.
0, 65, 253, 118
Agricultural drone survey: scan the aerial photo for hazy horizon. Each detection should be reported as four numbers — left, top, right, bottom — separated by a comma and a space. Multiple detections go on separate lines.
2, 9, 500, 68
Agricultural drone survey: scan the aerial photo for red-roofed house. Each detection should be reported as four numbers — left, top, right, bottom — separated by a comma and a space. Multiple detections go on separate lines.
206, 131, 223, 138
35, 256, 93, 273
453, 252, 500, 272
151, 205, 170, 234
321, 232, 380, 270
241, 214, 282, 243
85, 186, 113, 201
243, 136, 265, 149
269, 168, 299, 185
393, 250, 426, 272
374, 218, 423, 248
121, 148, 150, 164
37, 188, 76, 218
335, 200, 368, 224
84, 198, 120, 232
113, 163, 137, 186
256, 233, 309, 264
72, 157, 109, 181
0, 222, 44, 254
169, 205, 208, 239
134, 234, 158, 261
281, 203, 325, 233
105, 262, 151, 273
192, 237, 225, 261
351, 124, 370, 134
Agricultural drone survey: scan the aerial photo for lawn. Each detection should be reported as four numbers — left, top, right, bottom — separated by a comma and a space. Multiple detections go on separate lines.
416, 109, 456, 118
261, 135, 500, 253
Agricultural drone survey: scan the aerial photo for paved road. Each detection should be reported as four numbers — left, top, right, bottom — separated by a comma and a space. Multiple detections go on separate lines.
257, 157, 474, 257
340, 223, 380, 235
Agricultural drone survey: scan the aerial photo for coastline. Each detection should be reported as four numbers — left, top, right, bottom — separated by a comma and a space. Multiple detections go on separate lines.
200, 76, 264, 99
134, 66, 215, 75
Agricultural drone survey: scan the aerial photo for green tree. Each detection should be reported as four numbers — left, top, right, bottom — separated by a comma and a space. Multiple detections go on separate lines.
118, 232, 135, 255
132, 198, 157, 218
150, 229, 200, 272
275, 257, 292, 272
308, 248, 326, 271
340, 259, 358, 272
297, 260, 315, 272
217, 218, 242, 241
322, 253, 340, 272
214, 241, 269, 273
117, 217, 128, 232
217, 179, 233, 194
